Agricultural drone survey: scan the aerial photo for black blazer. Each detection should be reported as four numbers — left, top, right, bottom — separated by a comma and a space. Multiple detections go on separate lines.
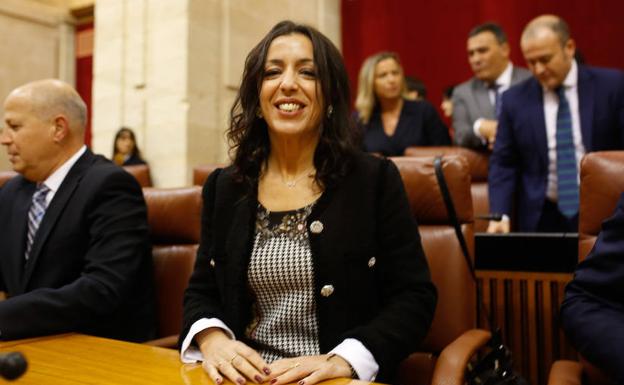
361, 99, 451, 156
0, 149, 156, 342
181, 152, 437, 382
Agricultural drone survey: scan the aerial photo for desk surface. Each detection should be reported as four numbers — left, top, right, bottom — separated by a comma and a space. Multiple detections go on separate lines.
0, 334, 374, 385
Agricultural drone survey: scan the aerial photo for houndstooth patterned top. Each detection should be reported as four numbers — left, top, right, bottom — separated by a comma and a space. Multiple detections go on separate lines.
245, 203, 320, 363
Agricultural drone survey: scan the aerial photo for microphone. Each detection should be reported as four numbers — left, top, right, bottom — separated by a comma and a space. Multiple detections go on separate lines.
476, 213, 504, 221
0, 352, 27, 380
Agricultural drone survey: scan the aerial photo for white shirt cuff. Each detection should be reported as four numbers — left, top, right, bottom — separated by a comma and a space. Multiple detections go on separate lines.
179, 318, 235, 363
473, 118, 488, 143
501, 214, 510, 222
329, 338, 379, 381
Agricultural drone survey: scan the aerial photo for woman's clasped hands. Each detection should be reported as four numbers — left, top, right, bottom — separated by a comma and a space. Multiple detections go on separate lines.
197, 329, 353, 385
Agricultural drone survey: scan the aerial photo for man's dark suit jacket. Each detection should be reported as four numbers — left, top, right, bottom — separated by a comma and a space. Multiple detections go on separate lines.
561, 192, 624, 383
0, 149, 156, 341
361, 99, 451, 156
489, 65, 624, 231
181, 153, 437, 382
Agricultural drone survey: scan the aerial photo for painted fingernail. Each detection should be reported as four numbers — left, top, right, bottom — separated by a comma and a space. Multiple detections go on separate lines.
237, 378, 246, 385
216, 378, 222, 384
270, 379, 277, 384
254, 375, 263, 383
298, 381, 305, 385
263, 367, 271, 375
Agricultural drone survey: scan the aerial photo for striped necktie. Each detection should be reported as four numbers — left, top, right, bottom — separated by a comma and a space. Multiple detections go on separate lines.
555, 86, 579, 218
25, 184, 50, 260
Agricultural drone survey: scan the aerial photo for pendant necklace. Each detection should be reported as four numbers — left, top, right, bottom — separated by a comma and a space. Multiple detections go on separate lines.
282, 167, 315, 188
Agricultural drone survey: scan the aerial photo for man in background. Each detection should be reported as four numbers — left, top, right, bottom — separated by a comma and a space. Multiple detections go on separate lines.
488, 15, 624, 233
453, 22, 531, 150
0, 79, 156, 341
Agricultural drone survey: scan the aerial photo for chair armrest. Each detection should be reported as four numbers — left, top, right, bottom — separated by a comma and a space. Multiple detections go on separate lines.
143, 334, 179, 349
431, 329, 491, 385
547, 360, 583, 385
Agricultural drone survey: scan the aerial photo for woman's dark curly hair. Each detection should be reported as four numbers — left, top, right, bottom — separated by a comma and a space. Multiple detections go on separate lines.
227, 20, 356, 189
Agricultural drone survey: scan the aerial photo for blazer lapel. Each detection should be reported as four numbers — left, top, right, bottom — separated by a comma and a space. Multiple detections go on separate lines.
21, 150, 94, 290
577, 66, 594, 150
473, 80, 494, 118
530, 81, 549, 168
5, 182, 36, 293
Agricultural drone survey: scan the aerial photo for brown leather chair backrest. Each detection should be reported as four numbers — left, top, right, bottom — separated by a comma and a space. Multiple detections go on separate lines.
0, 171, 17, 188
579, 151, 624, 260
193, 164, 225, 186
143, 186, 202, 338
404, 146, 489, 232
391, 156, 476, 350
391, 156, 476, 385
123, 164, 153, 187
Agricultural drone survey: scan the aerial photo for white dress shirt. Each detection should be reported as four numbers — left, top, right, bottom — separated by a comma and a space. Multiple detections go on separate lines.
41, 145, 87, 204
543, 60, 585, 202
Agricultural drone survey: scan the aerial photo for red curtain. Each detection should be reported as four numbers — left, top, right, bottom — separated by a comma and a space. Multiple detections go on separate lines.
341, 0, 624, 121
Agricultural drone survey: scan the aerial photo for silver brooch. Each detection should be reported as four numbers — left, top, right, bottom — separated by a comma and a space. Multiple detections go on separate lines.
320, 285, 334, 297
310, 220, 324, 234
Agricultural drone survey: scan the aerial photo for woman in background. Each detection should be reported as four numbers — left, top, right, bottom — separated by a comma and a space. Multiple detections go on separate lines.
112, 127, 146, 166
179, 21, 436, 385
355, 52, 450, 156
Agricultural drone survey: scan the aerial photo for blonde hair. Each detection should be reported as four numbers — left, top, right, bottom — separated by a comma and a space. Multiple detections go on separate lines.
355, 52, 406, 124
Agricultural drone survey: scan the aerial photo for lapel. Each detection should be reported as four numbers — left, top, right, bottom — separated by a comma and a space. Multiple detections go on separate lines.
21, 150, 95, 290
5, 181, 36, 293
529, 80, 549, 168
510, 67, 523, 85
473, 79, 494, 118
222, 178, 257, 294
577, 66, 594, 150
225, 196, 255, 274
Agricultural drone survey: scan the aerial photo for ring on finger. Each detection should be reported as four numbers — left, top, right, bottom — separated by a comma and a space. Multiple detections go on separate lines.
229, 354, 239, 364
289, 362, 300, 370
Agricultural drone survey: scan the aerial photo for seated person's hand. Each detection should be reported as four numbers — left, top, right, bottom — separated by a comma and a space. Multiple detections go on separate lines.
487, 218, 510, 233
196, 328, 269, 385
268, 354, 353, 385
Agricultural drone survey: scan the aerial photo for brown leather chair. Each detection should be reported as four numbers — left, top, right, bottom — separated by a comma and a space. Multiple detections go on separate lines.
193, 163, 225, 186
142, 186, 202, 348
548, 151, 624, 385
577, 151, 624, 261
391, 156, 491, 385
0, 170, 17, 187
404, 146, 490, 232
123, 164, 153, 187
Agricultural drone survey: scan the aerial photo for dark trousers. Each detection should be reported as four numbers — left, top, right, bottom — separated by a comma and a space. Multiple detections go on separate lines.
537, 199, 578, 233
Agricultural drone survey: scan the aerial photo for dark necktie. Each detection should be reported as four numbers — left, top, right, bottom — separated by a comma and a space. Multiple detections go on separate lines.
490, 83, 502, 118
555, 86, 579, 218
25, 184, 50, 260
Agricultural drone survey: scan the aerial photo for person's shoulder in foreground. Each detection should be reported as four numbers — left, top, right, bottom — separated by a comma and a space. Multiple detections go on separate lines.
561, 192, 624, 383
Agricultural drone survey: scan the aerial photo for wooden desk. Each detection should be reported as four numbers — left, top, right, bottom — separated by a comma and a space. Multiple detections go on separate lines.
0, 334, 373, 385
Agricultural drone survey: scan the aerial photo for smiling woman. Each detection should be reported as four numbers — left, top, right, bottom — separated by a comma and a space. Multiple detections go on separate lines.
179, 20, 436, 385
